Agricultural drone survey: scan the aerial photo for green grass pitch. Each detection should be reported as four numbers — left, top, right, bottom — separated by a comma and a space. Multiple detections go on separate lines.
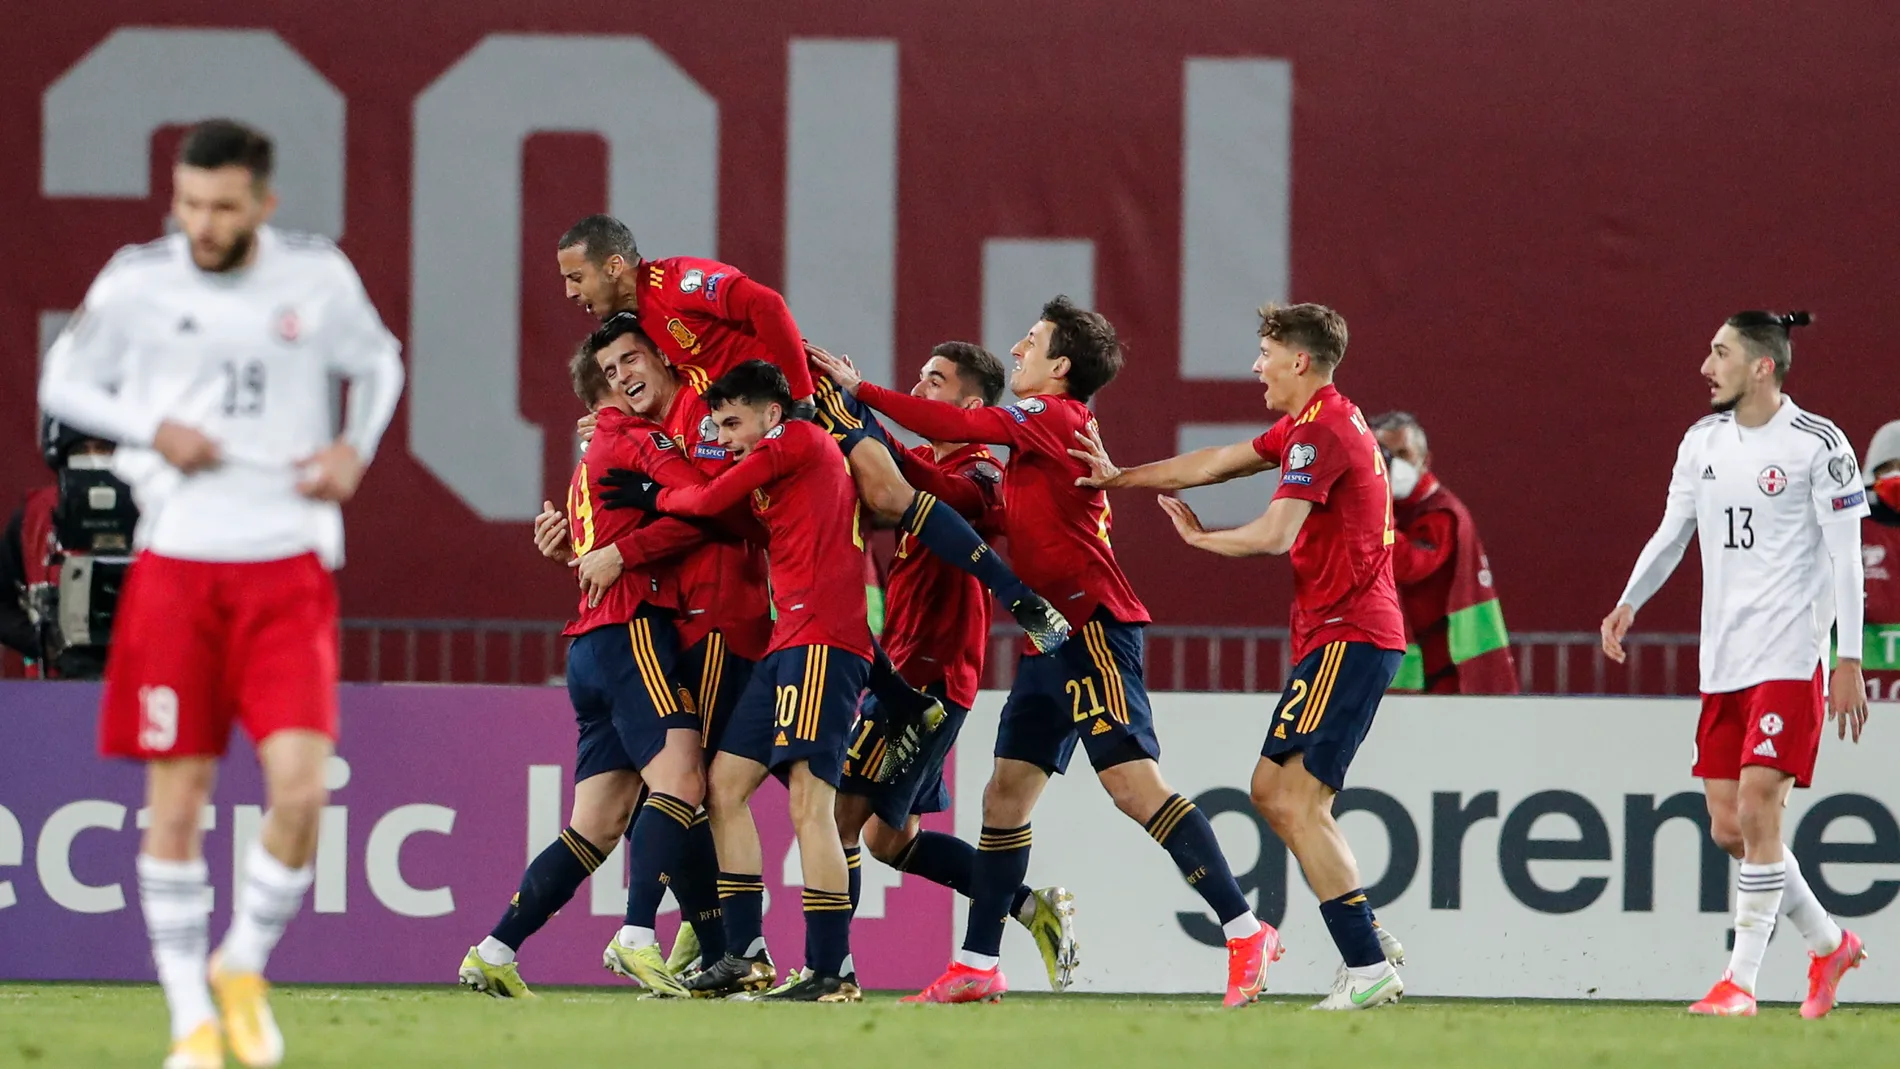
5, 983, 1898, 1068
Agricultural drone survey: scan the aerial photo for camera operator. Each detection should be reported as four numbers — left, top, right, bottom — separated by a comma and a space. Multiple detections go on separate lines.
1, 417, 136, 678
1369, 411, 1518, 694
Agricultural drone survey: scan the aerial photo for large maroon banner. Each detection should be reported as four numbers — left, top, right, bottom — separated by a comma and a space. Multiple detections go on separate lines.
2, 1, 1897, 638
0, 682, 954, 986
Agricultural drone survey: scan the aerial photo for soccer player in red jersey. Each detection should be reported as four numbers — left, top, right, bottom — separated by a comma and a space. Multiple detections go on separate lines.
549, 319, 775, 981
811, 297, 1275, 1008
555, 215, 1071, 653
459, 334, 716, 1000
1073, 302, 1409, 1009
604, 360, 876, 1002
829, 342, 1080, 990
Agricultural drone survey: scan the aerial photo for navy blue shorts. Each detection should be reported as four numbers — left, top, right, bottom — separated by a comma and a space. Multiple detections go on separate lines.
995, 615, 1160, 776
1261, 641, 1402, 791
677, 630, 755, 757
567, 607, 698, 781
813, 377, 899, 460
837, 682, 969, 830
719, 644, 872, 787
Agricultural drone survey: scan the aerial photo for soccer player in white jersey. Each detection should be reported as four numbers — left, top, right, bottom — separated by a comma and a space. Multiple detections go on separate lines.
37, 120, 404, 1068
1601, 310, 1868, 1019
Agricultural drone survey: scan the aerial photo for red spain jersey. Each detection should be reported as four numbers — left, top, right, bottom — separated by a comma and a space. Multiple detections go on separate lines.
616, 371, 773, 661
856, 384, 1150, 649
654, 419, 872, 659
1251, 384, 1406, 662
634, 257, 815, 398
562, 406, 686, 637
883, 443, 1006, 707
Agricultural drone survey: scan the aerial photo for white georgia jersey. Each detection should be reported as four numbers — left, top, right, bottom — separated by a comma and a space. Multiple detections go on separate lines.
37, 227, 404, 568
1655, 400, 1869, 692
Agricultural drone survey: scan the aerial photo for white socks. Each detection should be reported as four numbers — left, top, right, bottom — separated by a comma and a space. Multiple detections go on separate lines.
954, 950, 1001, 971
137, 855, 216, 1041
617, 925, 657, 948
1780, 849, 1844, 955
1222, 913, 1263, 941
476, 937, 516, 966
218, 842, 314, 974
1727, 861, 1785, 993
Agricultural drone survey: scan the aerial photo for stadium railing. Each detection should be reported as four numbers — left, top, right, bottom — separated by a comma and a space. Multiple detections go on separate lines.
0, 621, 1702, 694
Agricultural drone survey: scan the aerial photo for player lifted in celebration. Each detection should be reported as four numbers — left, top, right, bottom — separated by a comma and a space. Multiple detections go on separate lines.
37, 121, 404, 1069
458, 333, 717, 1000
828, 342, 1079, 991
555, 214, 1071, 653
606, 360, 876, 1002
1071, 303, 1409, 1009
1602, 311, 1869, 1018
811, 297, 1274, 1007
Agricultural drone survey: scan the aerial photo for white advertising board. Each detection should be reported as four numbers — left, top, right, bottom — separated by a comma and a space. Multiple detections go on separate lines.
952, 695, 1899, 1001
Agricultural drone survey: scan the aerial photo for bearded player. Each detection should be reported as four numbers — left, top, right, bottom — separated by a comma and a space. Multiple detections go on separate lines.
1602, 310, 1869, 1017
37, 120, 404, 1068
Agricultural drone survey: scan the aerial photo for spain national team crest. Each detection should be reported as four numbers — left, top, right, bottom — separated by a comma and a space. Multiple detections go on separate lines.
275, 306, 301, 343
1757, 465, 1787, 496
751, 488, 771, 513
667, 318, 700, 352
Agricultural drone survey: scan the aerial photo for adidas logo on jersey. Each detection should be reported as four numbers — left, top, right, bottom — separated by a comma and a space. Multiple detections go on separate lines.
1753, 738, 1778, 759
774, 731, 789, 746
1701, 465, 1716, 480
1090, 719, 1113, 736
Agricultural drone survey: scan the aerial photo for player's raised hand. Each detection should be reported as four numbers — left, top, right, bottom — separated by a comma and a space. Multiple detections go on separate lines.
534, 500, 574, 563
153, 419, 221, 474
569, 544, 623, 608
576, 411, 597, 444
806, 342, 862, 395
1069, 425, 1124, 487
296, 440, 366, 502
1600, 604, 1635, 664
1157, 494, 1207, 544
1828, 661, 1869, 742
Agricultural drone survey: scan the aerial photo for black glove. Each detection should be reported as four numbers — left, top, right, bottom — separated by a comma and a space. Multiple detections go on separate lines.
599, 468, 662, 512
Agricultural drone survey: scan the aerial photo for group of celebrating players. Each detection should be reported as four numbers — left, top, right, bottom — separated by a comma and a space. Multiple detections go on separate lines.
33, 119, 1876, 1069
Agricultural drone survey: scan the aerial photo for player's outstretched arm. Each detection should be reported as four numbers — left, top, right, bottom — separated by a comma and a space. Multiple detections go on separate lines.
1069, 424, 1274, 490
651, 448, 778, 517
808, 342, 1024, 447
1157, 494, 1311, 557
